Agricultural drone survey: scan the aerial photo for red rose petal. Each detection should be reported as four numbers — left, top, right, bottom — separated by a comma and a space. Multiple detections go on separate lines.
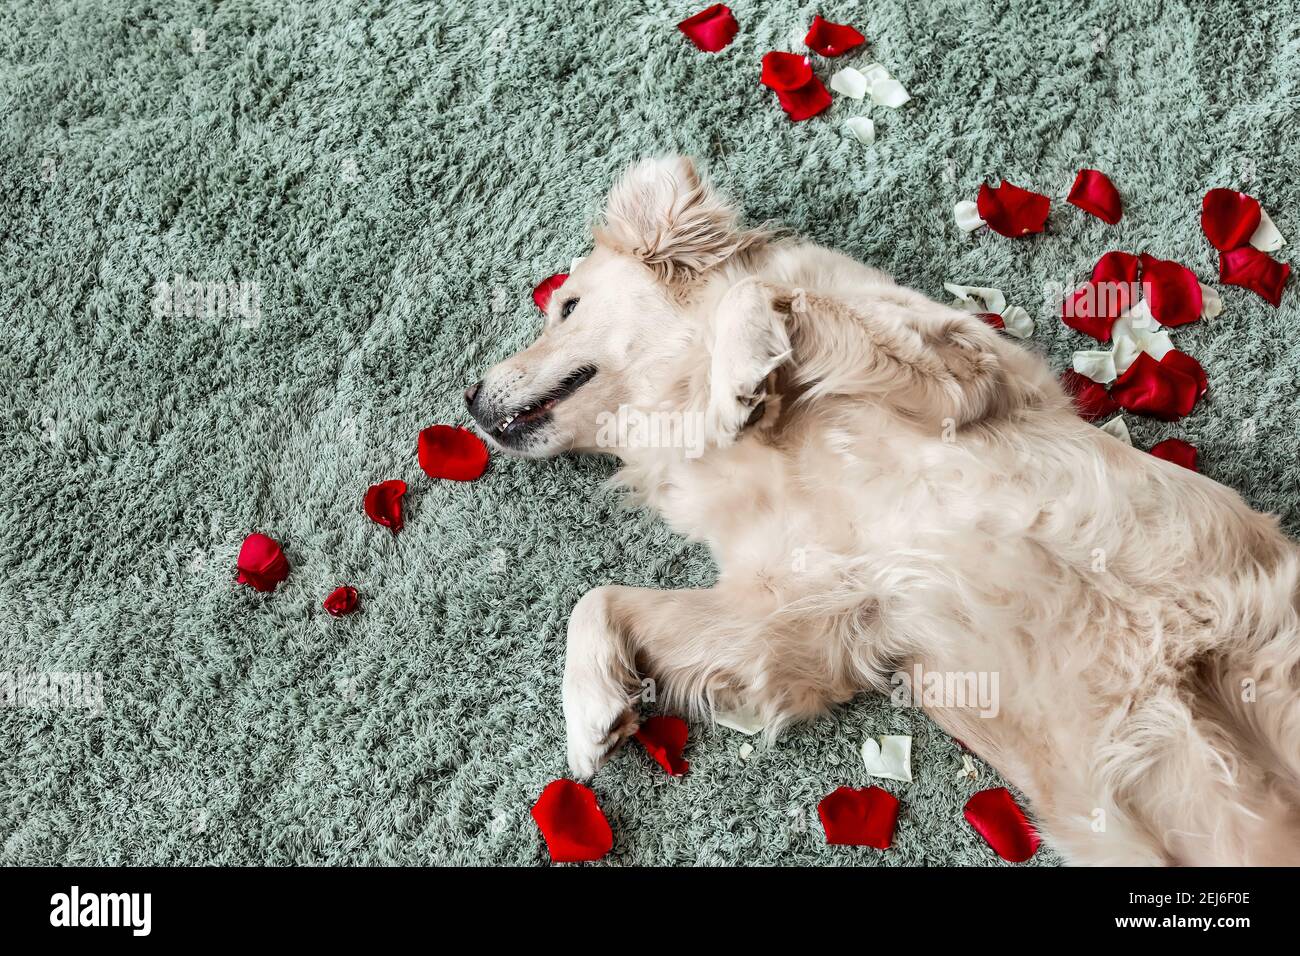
975, 311, 1005, 330
1201, 188, 1262, 252
774, 76, 832, 121
803, 15, 865, 57
1160, 349, 1208, 399
759, 51, 813, 91
1067, 169, 1122, 224
532, 273, 568, 313
634, 715, 689, 776
677, 4, 739, 53
1150, 438, 1198, 471
817, 786, 900, 849
1139, 253, 1203, 327
1061, 250, 1141, 342
1060, 369, 1120, 422
323, 584, 359, 616
976, 181, 1050, 238
1109, 351, 1200, 421
363, 479, 407, 533
235, 532, 290, 593
964, 787, 1040, 862
417, 425, 489, 481
1219, 246, 1291, 307
530, 779, 613, 863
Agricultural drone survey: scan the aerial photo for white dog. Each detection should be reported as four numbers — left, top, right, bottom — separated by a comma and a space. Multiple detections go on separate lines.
466, 157, 1300, 865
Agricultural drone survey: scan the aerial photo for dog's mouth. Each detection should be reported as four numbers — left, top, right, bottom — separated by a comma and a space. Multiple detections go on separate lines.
489, 365, 598, 441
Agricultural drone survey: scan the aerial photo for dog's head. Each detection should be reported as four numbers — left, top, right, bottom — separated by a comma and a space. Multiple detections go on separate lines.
465, 156, 762, 457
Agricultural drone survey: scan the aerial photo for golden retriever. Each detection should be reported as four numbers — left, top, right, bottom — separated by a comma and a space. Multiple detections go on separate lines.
465, 156, 1300, 865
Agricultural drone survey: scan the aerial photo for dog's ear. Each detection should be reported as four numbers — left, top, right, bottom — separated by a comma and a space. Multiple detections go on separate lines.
596, 157, 762, 282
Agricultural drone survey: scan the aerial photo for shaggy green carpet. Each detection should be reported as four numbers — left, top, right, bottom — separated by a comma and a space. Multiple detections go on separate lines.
2, 0, 1297, 866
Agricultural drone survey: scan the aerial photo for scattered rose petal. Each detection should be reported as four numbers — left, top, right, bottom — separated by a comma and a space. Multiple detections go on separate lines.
954, 200, 987, 233
1250, 209, 1286, 253
1067, 169, 1122, 224
1219, 246, 1290, 307
999, 305, 1034, 339
1110, 313, 1173, 376
1109, 351, 1201, 420
944, 283, 1006, 315
775, 77, 832, 121
738, 743, 754, 761
1199, 282, 1223, 319
1201, 188, 1261, 252
964, 787, 1040, 862
715, 705, 764, 735
976, 312, 1004, 330
1150, 438, 1198, 471
869, 77, 910, 108
323, 584, 359, 616
830, 67, 867, 98
1072, 349, 1117, 385
235, 532, 290, 593
1160, 349, 1208, 398
804, 14, 865, 56
418, 425, 489, 481
677, 4, 740, 53
1099, 415, 1131, 445
1139, 253, 1203, 327
1062, 250, 1141, 341
817, 786, 900, 849
1061, 369, 1119, 422
363, 479, 407, 533
530, 779, 613, 863
861, 735, 912, 782
532, 273, 567, 312
977, 181, 1050, 238
956, 754, 979, 782
759, 50, 813, 90
844, 116, 875, 145
634, 715, 689, 776
570, 254, 587, 273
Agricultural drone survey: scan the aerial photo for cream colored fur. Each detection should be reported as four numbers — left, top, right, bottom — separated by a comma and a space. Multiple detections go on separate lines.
470, 157, 1300, 865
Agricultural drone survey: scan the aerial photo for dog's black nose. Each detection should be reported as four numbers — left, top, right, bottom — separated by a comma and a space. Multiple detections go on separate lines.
464, 381, 482, 407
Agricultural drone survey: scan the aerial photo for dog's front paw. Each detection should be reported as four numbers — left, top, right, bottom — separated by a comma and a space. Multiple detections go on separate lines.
563, 679, 640, 780
562, 587, 640, 779
707, 278, 790, 446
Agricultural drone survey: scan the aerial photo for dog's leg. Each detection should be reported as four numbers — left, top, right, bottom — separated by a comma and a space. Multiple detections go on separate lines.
564, 584, 727, 779
707, 277, 1036, 444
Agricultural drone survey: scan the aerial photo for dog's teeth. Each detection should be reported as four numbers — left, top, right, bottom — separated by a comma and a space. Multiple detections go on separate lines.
499, 416, 514, 430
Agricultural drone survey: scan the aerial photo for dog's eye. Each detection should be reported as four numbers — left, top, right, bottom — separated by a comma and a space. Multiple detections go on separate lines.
560, 298, 579, 320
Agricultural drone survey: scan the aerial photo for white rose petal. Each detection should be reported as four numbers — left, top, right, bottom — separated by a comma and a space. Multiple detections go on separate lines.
954, 200, 987, 233
944, 282, 1006, 315
1073, 349, 1117, 384
956, 754, 979, 782
860, 63, 892, 88
844, 116, 875, 145
1249, 208, 1286, 253
1199, 283, 1223, 319
1112, 314, 1174, 375
738, 743, 755, 761
870, 78, 911, 108
830, 67, 868, 99
570, 255, 586, 273
1000, 305, 1034, 339
715, 705, 764, 736
1099, 416, 1132, 445
861, 735, 912, 782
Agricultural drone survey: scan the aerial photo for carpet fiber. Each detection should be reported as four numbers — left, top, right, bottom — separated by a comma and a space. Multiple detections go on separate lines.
2, 1, 1297, 865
